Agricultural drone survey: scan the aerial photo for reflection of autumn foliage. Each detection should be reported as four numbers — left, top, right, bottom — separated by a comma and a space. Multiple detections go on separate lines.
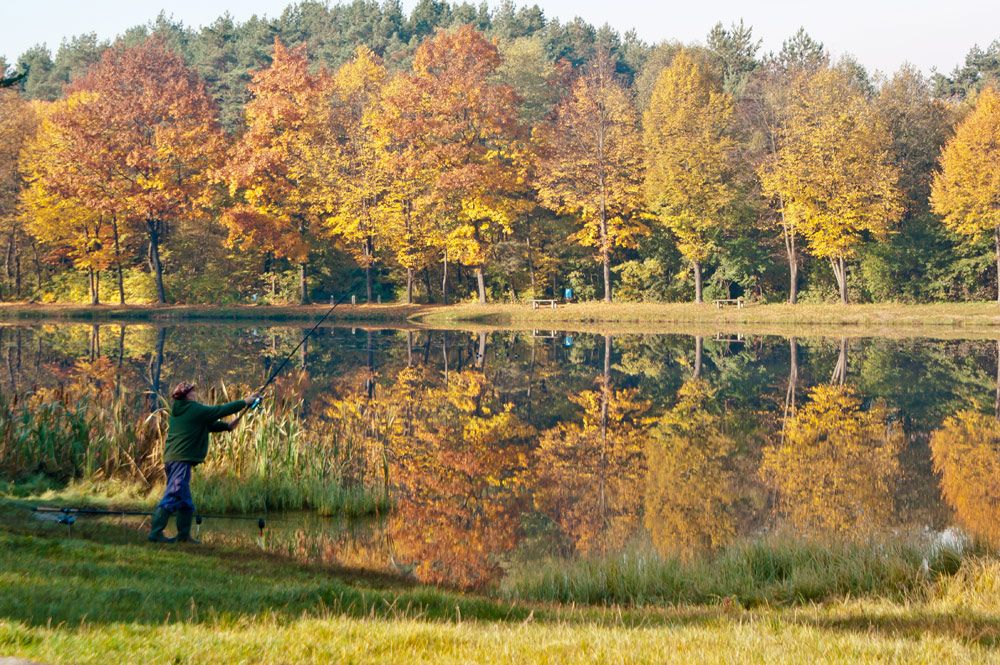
533, 386, 652, 555
645, 380, 753, 556
930, 410, 1000, 545
386, 370, 534, 588
761, 384, 903, 534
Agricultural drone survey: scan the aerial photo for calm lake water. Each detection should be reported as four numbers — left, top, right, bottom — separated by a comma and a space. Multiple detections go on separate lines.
4, 323, 998, 588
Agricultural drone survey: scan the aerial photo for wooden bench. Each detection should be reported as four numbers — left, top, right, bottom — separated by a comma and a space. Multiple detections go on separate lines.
531, 299, 558, 309
714, 298, 744, 309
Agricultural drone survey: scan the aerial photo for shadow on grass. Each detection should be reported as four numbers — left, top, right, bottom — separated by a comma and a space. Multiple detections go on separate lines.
795, 610, 1000, 649
0, 506, 721, 631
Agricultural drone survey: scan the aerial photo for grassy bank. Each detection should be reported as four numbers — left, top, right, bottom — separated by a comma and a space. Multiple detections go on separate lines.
3, 505, 1000, 664
505, 534, 969, 607
7, 301, 1000, 336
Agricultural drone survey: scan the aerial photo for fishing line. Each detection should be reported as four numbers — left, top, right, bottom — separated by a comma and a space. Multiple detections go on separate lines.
249, 281, 362, 408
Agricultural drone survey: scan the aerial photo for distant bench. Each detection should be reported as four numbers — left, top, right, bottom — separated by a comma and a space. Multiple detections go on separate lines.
530, 299, 559, 309
714, 298, 745, 309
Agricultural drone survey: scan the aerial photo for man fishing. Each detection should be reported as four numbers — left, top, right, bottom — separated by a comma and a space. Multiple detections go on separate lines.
148, 382, 261, 544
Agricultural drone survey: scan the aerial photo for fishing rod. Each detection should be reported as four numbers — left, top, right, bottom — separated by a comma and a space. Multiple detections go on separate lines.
248, 281, 361, 409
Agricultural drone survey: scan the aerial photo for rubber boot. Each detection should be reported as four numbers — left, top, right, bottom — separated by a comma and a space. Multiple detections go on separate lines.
148, 507, 176, 543
176, 510, 201, 544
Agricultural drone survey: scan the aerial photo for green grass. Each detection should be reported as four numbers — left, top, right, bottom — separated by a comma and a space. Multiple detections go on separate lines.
505, 534, 968, 607
3, 505, 1000, 663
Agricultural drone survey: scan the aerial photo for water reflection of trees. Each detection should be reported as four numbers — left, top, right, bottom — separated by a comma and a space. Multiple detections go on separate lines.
645, 379, 759, 554
384, 369, 534, 588
10, 324, 1000, 584
761, 384, 904, 534
930, 410, 1000, 545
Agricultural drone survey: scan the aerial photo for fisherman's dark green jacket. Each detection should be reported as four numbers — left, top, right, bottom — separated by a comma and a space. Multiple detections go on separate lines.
162, 398, 246, 465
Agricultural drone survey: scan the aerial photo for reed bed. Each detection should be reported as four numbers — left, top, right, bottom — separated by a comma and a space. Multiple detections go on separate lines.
0, 381, 389, 515
505, 533, 972, 607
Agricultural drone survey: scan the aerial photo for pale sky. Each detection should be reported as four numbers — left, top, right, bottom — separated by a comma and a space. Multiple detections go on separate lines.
3, 0, 998, 78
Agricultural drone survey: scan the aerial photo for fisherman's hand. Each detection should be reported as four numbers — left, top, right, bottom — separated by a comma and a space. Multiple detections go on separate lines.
244, 391, 262, 405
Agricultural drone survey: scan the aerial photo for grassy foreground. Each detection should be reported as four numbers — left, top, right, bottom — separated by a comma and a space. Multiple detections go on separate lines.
6, 301, 1000, 336
4, 507, 1000, 663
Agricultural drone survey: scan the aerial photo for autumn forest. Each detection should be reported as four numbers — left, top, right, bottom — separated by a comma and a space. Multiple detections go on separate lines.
2, 1, 1000, 307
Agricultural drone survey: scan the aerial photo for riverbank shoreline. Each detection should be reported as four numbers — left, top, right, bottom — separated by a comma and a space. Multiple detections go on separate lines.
5, 301, 1000, 337
2, 503, 999, 664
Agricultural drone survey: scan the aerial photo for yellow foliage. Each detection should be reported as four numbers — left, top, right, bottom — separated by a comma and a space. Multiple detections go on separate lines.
759, 65, 902, 263
931, 87, 1000, 253
645, 380, 750, 555
533, 384, 653, 554
760, 384, 903, 534
536, 50, 649, 277
644, 50, 734, 265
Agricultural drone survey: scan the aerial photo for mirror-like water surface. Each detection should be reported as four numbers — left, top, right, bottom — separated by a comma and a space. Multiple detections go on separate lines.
3, 323, 998, 588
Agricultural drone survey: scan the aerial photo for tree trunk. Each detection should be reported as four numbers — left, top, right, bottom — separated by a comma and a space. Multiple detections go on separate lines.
299, 262, 308, 305
830, 257, 847, 305
88, 268, 99, 305
693, 261, 703, 304
112, 217, 125, 304
406, 267, 414, 304
831, 337, 848, 385
441, 250, 449, 306
476, 331, 486, 368
90, 324, 100, 360
364, 236, 374, 304
784, 337, 799, 429
526, 235, 535, 296
147, 221, 166, 304
475, 267, 486, 304
13, 233, 20, 299
994, 224, 1000, 306
599, 206, 611, 303
442, 331, 449, 386
783, 222, 798, 305
694, 335, 703, 379
148, 326, 166, 410
423, 266, 433, 303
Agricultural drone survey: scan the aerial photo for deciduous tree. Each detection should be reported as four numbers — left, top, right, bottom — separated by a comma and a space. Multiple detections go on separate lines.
931, 86, 1000, 304
0, 89, 37, 298
320, 46, 388, 304
50, 38, 224, 304
379, 26, 530, 304
216, 39, 328, 304
759, 64, 902, 304
761, 384, 903, 533
537, 48, 648, 302
644, 50, 734, 304
930, 409, 1000, 545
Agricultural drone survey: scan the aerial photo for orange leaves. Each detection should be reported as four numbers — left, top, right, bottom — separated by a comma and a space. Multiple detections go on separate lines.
378, 25, 530, 285
930, 410, 1000, 546
535, 48, 648, 300
63, 38, 224, 220
216, 39, 328, 264
533, 384, 652, 555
